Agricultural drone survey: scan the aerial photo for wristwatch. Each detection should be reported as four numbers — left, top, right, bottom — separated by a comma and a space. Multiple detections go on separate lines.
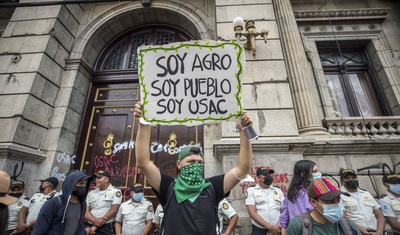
26, 222, 31, 228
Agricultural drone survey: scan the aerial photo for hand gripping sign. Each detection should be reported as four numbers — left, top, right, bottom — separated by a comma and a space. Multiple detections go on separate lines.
137, 40, 245, 126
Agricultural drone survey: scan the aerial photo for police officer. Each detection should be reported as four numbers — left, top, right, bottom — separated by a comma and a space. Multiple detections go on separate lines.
152, 204, 164, 235
17, 177, 59, 234
339, 168, 385, 235
378, 174, 400, 235
115, 183, 154, 235
218, 198, 239, 235
6, 180, 30, 235
245, 166, 284, 235
85, 170, 122, 235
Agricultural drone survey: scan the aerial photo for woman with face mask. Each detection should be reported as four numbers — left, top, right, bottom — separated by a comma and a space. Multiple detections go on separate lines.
31, 171, 93, 235
339, 168, 385, 235
114, 184, 154, 235
280, 160, 322, 235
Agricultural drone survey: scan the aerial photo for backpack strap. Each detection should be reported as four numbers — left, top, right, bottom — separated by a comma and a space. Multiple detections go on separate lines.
338, 218, 353, 235
163, 181, 175, 211
299, 212, 313, 235
56, 195, 61, 204
299, 212, 353, 235
160, 181, 175, 234
204, 183, 220, 234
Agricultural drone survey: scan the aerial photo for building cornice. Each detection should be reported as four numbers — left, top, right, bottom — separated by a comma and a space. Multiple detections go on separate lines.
294, 8, 390, 24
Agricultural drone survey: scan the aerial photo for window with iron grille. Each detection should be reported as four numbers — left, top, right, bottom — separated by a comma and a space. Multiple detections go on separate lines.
96, 26, 193, 72
318, 45, 388, 117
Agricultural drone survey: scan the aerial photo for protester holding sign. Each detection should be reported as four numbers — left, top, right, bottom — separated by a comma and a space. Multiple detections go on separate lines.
138, 40, 245, 126
134, 102, 253, 235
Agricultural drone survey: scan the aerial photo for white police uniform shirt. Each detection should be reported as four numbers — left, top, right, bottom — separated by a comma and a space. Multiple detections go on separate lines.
217, 198, 237, 233
245, 183, 284, 229
340, 186, 381, 231
115, 198, 154, 235
152, 204, 164, 226
379, 192, 400, 232
86, 184, 122, 223
25, 191, 57, 223
7, 195, 29, 230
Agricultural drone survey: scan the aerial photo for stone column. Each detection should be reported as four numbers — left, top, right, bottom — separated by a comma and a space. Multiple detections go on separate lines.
273, 0, 328, 135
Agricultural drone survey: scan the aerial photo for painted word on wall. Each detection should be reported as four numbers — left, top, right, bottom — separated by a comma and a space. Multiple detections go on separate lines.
239, 166, 290, 194
51, 152, 76, 182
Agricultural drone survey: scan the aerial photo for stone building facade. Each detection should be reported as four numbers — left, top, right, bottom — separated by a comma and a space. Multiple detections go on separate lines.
0, 0, 399, 233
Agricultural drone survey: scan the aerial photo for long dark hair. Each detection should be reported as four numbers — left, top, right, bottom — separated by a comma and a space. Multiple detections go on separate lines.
287, 160, 316, 202
0, 203, 9, 235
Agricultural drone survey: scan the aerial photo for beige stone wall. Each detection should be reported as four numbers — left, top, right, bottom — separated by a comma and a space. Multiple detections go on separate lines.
0, 3, 86, 195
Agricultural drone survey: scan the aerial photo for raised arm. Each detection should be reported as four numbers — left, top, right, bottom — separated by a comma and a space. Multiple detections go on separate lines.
223, 110, 253, 194
134, 102, 161, 192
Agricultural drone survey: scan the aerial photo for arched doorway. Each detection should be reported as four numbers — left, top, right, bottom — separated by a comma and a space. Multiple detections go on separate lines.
75, 25, 204, 200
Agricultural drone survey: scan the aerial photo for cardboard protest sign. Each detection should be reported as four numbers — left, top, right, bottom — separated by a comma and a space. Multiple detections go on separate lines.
138, 40, 245, 126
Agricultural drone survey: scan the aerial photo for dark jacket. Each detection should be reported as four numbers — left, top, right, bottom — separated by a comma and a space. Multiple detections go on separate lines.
31, 171, 93, 235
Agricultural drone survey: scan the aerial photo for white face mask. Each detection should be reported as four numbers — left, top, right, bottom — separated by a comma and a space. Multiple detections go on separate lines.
312, 172, 322, 181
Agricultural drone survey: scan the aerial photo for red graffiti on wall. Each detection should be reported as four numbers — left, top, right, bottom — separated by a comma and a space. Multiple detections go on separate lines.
118, 185, 132, 200
93, 154, 137, 178
94, 154, 119, 168
239, 166, 290, 194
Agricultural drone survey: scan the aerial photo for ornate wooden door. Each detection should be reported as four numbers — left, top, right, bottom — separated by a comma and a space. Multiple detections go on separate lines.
75, 83, 203, 199
74, 25, 203, 201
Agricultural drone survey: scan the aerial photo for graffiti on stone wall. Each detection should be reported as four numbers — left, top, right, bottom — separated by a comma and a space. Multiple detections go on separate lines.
51, 152, 76, 182
111, 140, 202, 156
113, 141, 135, 154
93, 154, 137, 178
239, 166, 290, 194
150, 142, 202, 155
94, 141, 202, 199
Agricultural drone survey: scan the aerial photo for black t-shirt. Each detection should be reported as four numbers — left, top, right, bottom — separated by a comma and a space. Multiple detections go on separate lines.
154, 173, 226, 235
63, 201, 81, 235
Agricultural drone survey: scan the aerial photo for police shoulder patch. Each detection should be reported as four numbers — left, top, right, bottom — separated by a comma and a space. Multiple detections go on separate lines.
116, 191, 121, 197
148, 205, 154, 212
245, 191, 248, 199
222, 202, 229, 210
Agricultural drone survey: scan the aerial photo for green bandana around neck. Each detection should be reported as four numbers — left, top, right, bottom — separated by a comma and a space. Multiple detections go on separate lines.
174, 163, 211, 203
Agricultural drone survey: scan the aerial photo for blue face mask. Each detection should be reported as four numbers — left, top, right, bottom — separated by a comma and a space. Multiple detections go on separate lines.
389, 184, 400, 195
312, 172, 322, 181
316, 202, 344, 223
133, 193, 144, 202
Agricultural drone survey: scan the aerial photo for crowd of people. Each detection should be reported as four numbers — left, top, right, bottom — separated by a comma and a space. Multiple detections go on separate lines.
0, 103, 398, 235
1, 161, 398, 235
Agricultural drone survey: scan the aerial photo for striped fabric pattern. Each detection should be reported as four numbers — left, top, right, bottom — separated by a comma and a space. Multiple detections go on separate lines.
313, 178, 338, 196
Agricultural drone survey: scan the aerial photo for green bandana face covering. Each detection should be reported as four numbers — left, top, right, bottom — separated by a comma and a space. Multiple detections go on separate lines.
174, 163, 211, 203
